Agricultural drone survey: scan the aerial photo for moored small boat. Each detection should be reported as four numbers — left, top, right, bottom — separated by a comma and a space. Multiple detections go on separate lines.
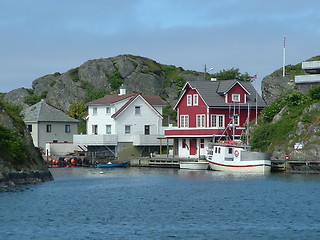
180, 160, 209, 170
94, 161, 129, 168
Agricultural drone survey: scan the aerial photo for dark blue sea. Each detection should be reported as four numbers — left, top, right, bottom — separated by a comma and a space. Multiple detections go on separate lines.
1, 167, 320, 240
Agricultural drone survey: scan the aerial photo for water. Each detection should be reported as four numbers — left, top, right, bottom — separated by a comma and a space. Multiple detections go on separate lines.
1, 168, 320, 240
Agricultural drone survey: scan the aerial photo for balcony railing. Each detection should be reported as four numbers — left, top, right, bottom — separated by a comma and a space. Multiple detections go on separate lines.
133, 134, 173, 146
302, 61, 320, 70
295, 74, 320, 84
73, 134, 118, 146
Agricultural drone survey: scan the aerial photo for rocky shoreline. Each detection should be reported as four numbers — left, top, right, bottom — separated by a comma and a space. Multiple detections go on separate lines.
0, 170, 53, 188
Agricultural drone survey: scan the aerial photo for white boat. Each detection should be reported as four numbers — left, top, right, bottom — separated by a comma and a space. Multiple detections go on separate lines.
206, 140, 271, 174
180, 160, 209, 170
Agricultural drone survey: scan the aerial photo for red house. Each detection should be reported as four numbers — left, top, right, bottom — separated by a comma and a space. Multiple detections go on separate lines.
164, 80, 267, 158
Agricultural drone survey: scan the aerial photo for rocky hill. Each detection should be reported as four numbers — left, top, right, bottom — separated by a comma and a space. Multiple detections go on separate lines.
261, 56, 320, 105
0, 101, 53, 187
254, 56, 320, 161
4, 55, 204, 113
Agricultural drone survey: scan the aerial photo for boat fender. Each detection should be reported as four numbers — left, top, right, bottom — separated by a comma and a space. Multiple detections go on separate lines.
234, 150, 239, 157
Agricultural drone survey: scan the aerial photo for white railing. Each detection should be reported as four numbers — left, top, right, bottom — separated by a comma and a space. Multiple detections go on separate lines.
133, 134, 173, 146
295, 74, 320, 84
302, 61, 320, 70
73, 134, 118, 145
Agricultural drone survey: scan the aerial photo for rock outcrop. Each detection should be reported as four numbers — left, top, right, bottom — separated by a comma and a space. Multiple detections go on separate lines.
4, 55, 203, 112
0, 102, 53, 188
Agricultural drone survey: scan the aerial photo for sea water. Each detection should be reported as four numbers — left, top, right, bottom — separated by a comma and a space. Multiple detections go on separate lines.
1, 167, 320, 240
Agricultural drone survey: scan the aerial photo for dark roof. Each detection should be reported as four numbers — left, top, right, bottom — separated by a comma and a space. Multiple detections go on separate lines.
186, 80, 266, 108
23, 100, 80, 123
86, 93, 136, 105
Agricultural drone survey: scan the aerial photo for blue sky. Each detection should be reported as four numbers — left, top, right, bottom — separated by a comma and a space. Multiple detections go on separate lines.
1, 0, 319, 93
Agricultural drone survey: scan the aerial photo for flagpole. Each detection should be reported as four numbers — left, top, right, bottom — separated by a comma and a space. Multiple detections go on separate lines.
283, 35, 286, 77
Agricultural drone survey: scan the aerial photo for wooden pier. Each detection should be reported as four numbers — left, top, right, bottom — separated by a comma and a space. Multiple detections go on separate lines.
271, 159, 320, 173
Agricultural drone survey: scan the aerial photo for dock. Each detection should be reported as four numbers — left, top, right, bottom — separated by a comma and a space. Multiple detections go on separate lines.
271, 159, 320, 173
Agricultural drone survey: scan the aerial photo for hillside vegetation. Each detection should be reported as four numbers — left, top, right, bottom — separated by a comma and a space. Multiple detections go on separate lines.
250, 86, 320, 160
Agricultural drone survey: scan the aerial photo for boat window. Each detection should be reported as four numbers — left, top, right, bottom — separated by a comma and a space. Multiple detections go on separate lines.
228, 148, 233, 154
218, 147, 221, 154
215, 147, 217, 153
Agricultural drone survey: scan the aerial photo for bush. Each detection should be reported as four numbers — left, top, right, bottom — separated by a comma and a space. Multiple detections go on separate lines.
309, 86, 320, 100
0, 125, 27, 163
68, 67, 80, 82
108, 70, 124, 90
262, 99, 286, 122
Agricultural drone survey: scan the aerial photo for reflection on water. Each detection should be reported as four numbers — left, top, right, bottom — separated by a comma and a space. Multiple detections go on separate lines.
1, 167, 320, 240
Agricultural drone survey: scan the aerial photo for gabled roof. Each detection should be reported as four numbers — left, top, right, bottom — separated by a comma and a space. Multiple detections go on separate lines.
111, 94, 165, 119
176, 80, 266, 108
217, 79, 250, 95
86, 93, 136, 105
23, 100, 80, 123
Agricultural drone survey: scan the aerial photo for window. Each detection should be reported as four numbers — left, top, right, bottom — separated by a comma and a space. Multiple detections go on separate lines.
46, 124, 51, 133
27, 125, 32, 132
65, 125, 71, 133
180, 115, 189, 128
187, 95, 192, 106
106, 125, 111, 134
93, 107, 97, 115
135, 106, 141, 115
196, 114, 205, 127
193, 94, 198, 106
92, 125, 98, 135
232, 94, 240, 102
228, 148, 233, 154
211, 115, 225, 128
144, 125, 150, 135
233, 114, 239, 126
125, 125, 131, 134
200, 139, 204, 148
106, 107, 111, 114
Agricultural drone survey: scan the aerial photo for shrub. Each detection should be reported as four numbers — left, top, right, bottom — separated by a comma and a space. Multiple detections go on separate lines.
68, 67, 80, 82
309, 86, 320, 100
108, 70, 124, 90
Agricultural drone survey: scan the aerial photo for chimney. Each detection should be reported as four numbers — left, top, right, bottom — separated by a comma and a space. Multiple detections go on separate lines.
119, 84, 126, 95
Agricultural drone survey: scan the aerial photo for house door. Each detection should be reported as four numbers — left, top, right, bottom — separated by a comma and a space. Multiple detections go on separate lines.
189, 138, 197, 155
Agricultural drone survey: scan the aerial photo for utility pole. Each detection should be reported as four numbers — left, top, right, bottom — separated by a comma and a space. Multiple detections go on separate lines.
204, 64, 207, 80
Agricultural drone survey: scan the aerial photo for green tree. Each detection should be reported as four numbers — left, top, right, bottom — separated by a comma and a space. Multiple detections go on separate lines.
213, 68, 251, 81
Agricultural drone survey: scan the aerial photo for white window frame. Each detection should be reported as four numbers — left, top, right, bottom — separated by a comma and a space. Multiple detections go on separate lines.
180, 115, 189, 128
125, 125, 131, 134
187, 95, 192, 106
193, 94, 198, 106
233, 114, 239, 126
232, 94, 240, 102
93, 107, 97, 115
211, 114, 225, 128
106, 107, 111, 114
135, 106, 141, 115
92, 125, 98, 135
106, 125, 111, 134
196, 114, 205, 128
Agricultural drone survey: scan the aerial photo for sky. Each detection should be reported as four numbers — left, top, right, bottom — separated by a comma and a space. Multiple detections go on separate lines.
1, 0, 319, 93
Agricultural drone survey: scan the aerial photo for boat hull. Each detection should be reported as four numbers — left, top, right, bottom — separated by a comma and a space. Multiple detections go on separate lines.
180, 161, 209, 170
208, 161, 271, 174
95, 162, 129, 168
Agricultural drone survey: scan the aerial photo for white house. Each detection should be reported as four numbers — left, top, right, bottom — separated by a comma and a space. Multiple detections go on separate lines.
23, 100, 80, 153
73, 87, 170, 159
